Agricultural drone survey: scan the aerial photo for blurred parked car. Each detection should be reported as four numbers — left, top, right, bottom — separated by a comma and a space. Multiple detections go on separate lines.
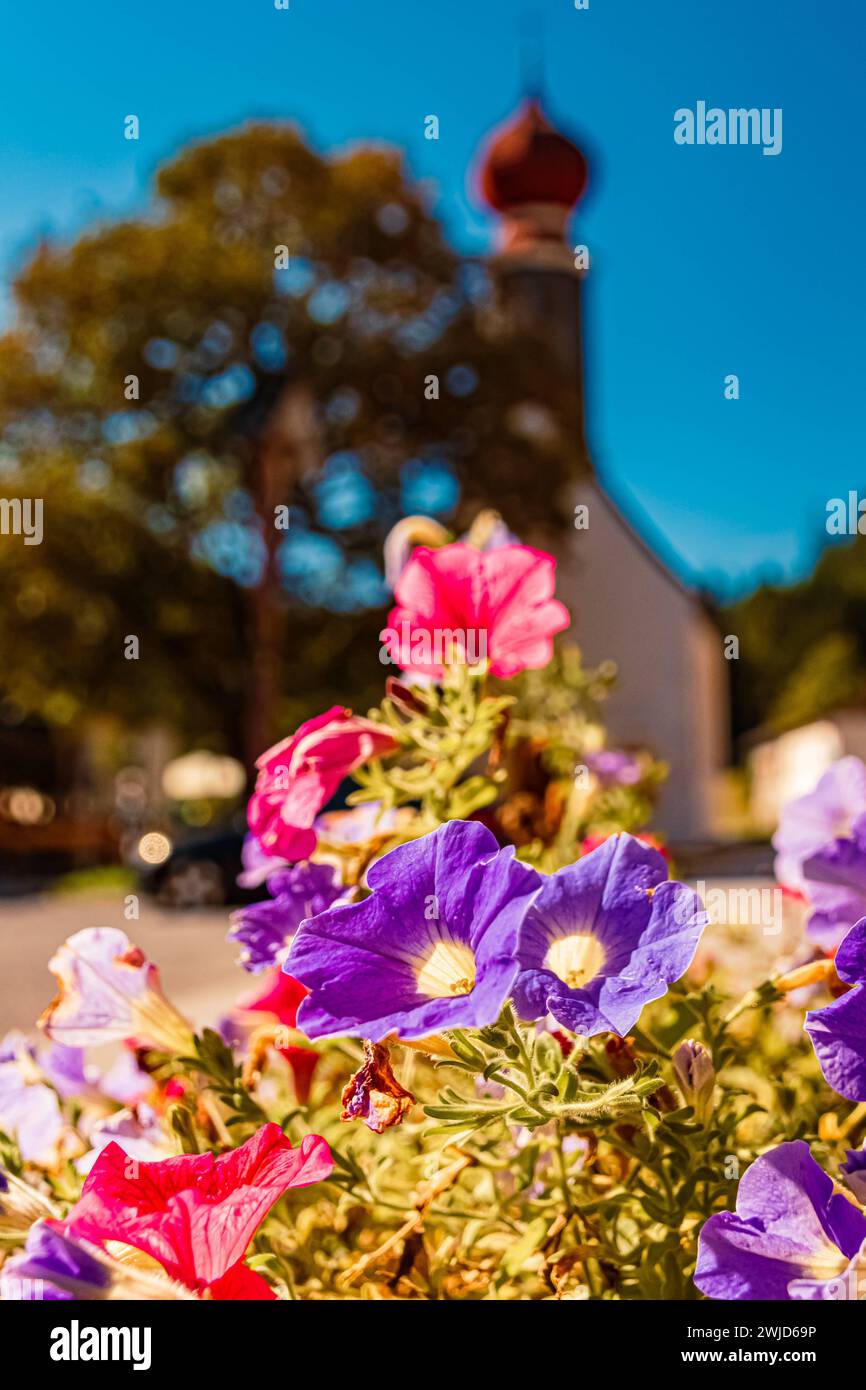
139, 829, 261, 909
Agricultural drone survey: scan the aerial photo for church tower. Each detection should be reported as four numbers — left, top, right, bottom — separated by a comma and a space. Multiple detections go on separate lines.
473, 99, 728, 843
477, 98, 590, 464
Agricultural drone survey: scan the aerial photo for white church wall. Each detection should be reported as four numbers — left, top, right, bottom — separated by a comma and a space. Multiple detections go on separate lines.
556, 480, 727, 841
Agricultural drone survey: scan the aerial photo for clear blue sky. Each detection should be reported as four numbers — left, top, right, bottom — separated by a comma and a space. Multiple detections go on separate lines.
0, 0, 861, 599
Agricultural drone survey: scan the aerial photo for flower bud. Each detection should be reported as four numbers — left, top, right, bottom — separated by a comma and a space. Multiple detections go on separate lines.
672, 1039, 716, 1124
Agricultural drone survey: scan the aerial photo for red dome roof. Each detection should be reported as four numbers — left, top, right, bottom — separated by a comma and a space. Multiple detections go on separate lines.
478, 99, 588, 212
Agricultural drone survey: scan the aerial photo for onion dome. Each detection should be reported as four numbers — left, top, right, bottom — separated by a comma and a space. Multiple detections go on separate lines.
478, 99, 588, 214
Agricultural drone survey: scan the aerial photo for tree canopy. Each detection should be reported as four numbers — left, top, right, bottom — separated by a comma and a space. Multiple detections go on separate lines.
724, 534, 866, 738
0, 122, 582, 764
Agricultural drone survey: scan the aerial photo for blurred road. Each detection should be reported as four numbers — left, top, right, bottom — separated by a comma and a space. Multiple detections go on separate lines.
0, 892, 244, 1037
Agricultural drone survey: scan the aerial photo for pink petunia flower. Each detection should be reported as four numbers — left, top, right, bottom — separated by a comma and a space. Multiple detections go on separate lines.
232, 970, 320, 1103
380, 542, 570, 681
63, 1122, 333, 1300
248, 706, 399, 862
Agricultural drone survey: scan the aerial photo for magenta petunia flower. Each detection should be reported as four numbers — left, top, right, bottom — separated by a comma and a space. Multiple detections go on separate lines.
695, 1141, 866, 1300
64, 1122, 332, 1300
228, 862, 343, 973
381, 541, 570, 680
512, 835, 706, 1038
805, 918, 866, 1099
39, 928, 194, 1054
248, 707, 399, 862
285, 819, 541, 1041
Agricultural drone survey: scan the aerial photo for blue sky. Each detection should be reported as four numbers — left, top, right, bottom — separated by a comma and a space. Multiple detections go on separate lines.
0, 0, 861, 598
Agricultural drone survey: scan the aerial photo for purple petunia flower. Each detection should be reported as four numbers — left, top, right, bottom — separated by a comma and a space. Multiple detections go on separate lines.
585, 750, 642, 787
38, 1042, 99, 1100
228, 862, 343, 973
236, 833, 290, 890
0, 1222, 110, 1301
39, 928, 194, 1054
841, 1147, 866, 1204
39, 1042, 151, 1107
76, 1103, 172, 1176
284, 820, 541, 1041
801, 820, 866, 948
773, 757, 866, 946
512, 834, 706, 1038
314, 802, 403, 848
774, 757, 866, 888
1, 1220, 195, 1301
0, 1033, 70, 1168
805, 917, 866, 1099
694, 1141, 866, 1300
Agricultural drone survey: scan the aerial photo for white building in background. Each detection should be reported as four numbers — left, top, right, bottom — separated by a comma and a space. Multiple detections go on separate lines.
474, 99, 729, 840
749, 712, 866, 832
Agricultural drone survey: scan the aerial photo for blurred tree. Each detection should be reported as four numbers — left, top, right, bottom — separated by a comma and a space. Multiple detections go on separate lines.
724, 536, 866, 738
0, 123, 581, 767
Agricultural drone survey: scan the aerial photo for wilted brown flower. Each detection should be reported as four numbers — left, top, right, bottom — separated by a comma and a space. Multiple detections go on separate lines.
341, 1041, 416, 1134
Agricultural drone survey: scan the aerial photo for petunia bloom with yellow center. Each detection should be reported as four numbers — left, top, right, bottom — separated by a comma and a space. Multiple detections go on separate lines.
513, 833, 707, 1039
284, 820, 541, 1042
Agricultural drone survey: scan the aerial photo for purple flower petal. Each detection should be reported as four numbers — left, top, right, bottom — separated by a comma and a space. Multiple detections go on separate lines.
39, 1044, 96, 1100
237, 833, 291, 889
228, 862, 343, 973
39, 928, 193, 1053
833, 918, 866, 984
0, 1033, 68, 1167
695, 1141, 866, 1299
585, 750, 642, 787
773, 757, 866, 891
841, 1146, 866, 1203
1, 1222, 110, 1300
99, 1049, 153, 1106
513, 835, 706, 1037
806, 986, 866, 1100
76, 1103, 170, 1175
285, 820, 540, 1041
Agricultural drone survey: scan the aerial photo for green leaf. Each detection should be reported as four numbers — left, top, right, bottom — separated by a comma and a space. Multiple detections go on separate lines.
501, 1217, 550, 1277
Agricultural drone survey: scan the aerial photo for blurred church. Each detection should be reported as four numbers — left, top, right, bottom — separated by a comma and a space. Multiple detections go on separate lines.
473, 99, 729, 841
